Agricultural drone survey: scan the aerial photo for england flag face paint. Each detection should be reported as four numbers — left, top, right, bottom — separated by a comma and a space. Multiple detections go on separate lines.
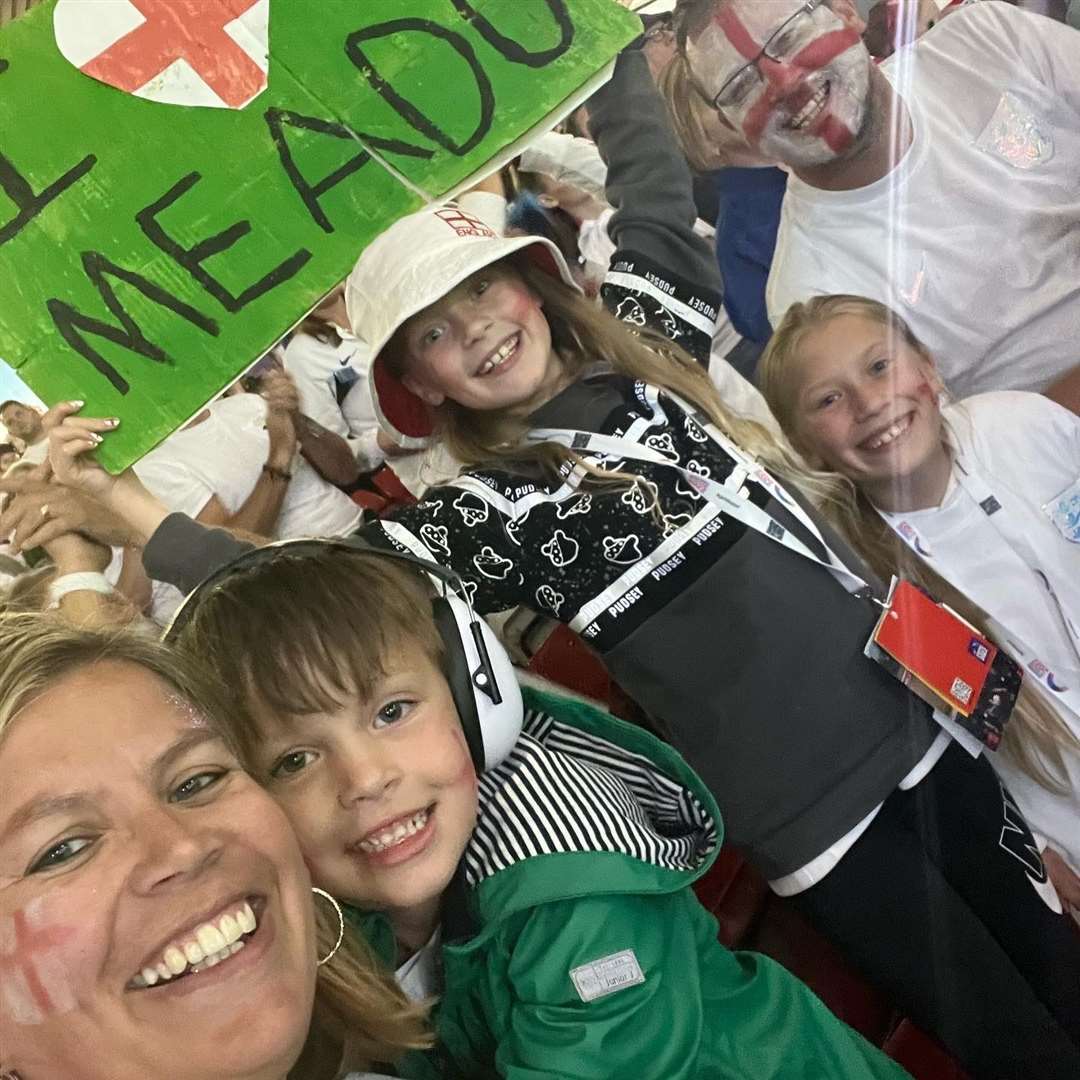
0, 897, 78, 1026
0, 659, 316, 1079
685, 0, 871, 168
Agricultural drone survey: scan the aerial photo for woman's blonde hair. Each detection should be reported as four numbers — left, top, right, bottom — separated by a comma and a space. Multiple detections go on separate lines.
0, 611, 430, 1078
759, 295, 1080, 792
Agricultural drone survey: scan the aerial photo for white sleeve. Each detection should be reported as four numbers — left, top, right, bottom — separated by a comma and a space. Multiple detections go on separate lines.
518, 131, 608, 200
960, 391, 1080, 472
134, 451, 216, 520
340, 378, 386, 473
283, 333, 351, 438
968, 1, 1080, 120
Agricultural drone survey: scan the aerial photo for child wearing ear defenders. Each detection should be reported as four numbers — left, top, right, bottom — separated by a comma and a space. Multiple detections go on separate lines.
155, 536, 909, 1080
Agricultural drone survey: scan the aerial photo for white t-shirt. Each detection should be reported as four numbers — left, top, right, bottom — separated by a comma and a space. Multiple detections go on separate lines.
878, 391, 1080, 873
767, 2, 1080, 398
284, 330, 384, 471
131, 394, 361, 622
19, 438, 49, 466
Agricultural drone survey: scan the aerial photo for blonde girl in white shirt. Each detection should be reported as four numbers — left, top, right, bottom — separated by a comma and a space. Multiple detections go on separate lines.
760, 293, 1080, 914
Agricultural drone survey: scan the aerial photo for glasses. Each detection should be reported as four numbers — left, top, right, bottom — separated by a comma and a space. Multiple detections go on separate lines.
712, 0, 826, 111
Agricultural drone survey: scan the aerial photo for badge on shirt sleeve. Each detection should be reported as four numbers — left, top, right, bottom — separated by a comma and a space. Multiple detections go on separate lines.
975, 92, 1054, 170
1043, 477, 1080, 543
569, 950, 646, 1002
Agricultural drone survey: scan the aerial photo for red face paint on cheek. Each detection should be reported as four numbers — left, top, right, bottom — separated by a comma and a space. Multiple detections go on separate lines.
742, 92, 774, 145
791, 27, 860, 72
816, 112, 856, 153
0, 899, 79, 1025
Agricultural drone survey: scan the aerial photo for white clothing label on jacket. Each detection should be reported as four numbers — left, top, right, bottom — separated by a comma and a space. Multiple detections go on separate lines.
1043, 477, 1080, 543
570, 949, 645, 1002
975, 92, 1054, 170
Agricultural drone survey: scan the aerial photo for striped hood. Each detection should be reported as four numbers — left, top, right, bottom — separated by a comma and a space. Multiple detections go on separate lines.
462, 686, 722, 925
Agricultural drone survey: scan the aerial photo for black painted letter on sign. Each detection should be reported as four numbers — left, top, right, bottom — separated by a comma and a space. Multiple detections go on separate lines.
137, 172, 311, 313
345, 20, 494, 157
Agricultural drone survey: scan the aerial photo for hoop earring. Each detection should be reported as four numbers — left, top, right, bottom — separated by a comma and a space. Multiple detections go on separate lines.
312, 887, 345, 967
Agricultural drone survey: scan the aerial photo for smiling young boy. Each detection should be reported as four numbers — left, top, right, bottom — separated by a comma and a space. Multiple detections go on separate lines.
161, 535, 910, 1080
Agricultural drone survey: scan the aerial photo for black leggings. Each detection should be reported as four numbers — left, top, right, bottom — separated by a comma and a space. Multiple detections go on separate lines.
788, 742, 1080, 1079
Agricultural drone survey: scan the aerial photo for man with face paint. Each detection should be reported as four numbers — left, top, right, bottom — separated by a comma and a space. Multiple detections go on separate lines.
674, 0, 1080, 411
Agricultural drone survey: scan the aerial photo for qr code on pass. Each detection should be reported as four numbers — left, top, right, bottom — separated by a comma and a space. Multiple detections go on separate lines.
950, 677, 973, 705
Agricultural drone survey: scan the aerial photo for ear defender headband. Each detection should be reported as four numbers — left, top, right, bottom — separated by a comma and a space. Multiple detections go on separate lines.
163, 538, 524, 773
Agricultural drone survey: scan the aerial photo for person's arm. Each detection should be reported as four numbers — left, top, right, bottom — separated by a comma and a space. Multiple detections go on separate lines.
295, 412, 362, 486
518, 131, 609, 201
41, 407, 257, 596
114, 545, 154, 613
1044, 362, 1080, 416
492, 890, 907, 1079
1043, 848, 1080, 917
263, 369, 360, 488
42, 532, 137, 628
587, 49, 723, 365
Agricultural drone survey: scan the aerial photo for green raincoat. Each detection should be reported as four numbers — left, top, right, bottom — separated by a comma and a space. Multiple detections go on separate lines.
349, 686, 909, 1080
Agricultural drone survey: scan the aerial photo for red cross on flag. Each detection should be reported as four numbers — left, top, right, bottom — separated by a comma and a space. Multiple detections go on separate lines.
53, 0, 270, 110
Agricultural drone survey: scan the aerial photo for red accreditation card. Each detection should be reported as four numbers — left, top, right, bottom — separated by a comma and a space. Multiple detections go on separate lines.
872, 580, 997, 716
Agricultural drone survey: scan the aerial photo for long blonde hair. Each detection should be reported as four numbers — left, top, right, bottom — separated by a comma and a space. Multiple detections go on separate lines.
0, 611, 430, 1078
661, 0, 767, 171
760, 295, 1080, 792
391, 253, 810, 497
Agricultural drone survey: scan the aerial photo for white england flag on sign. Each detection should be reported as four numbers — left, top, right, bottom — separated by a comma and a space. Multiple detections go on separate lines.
53, 0, 270, 110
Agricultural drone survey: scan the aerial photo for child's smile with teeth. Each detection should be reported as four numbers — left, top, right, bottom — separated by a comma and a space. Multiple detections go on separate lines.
356, 807, 432, 854
399, 261, 563, 413
478, 333, 520, 377
861, 412, 913, 451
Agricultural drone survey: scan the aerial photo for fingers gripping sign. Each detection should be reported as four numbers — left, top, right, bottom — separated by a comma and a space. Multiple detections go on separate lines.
40, 405, 172, 550
46, 402, 121, 499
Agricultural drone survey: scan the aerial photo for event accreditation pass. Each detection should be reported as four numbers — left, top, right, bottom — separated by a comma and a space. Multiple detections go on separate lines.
864, 579, 996, 717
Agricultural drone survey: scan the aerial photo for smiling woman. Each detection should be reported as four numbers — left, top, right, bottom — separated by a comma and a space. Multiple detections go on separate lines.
0, 613, 428, 1080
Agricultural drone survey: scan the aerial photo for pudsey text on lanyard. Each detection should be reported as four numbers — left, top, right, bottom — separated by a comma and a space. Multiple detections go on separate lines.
529, 386, 1003, 757
883, 427, 1080, 707
529, 393, 878, 601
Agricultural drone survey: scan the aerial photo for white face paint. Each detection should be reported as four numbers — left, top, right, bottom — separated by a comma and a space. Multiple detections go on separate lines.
0, 661, 318, 1080
0, 897, 78, 1026
686, 0, 872, 170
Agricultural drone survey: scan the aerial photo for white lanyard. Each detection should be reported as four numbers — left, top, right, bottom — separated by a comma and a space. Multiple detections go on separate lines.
527, 403, 876, 601
882, 445, 1080, 679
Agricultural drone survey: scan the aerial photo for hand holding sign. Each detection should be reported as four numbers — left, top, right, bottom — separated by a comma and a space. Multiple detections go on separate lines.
1, 0, 638, 471
45, 404, 121, 501
45, 410, 171, 548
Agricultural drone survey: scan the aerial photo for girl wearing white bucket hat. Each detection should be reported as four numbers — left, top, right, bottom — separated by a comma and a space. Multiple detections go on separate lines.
47, 51, 1080, 1077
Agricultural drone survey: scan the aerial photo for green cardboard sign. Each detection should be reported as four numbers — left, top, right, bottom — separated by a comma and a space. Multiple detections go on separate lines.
0, 0, 638, 469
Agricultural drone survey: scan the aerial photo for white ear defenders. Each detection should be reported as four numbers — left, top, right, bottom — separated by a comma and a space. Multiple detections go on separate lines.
433, 589, 523, 772
164, 536, 524, 774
